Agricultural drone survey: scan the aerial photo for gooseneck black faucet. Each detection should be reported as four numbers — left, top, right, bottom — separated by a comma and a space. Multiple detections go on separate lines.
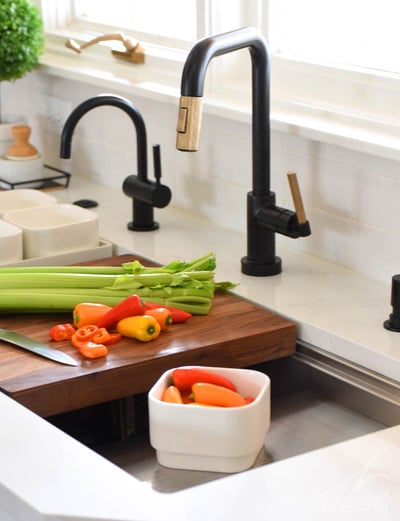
60, 93, 171, 231
176, 27, 311, 275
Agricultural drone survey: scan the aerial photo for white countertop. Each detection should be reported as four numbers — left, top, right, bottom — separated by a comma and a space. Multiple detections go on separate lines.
1, 176, 400, 520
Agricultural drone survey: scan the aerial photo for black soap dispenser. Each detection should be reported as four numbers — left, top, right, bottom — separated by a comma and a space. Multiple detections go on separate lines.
383, 274, 400, 332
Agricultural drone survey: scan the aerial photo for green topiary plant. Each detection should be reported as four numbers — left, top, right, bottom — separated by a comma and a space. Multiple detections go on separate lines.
0, 0, 44, 121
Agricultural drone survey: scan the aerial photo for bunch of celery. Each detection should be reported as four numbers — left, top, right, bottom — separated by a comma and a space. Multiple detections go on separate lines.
0, 252, 235, 315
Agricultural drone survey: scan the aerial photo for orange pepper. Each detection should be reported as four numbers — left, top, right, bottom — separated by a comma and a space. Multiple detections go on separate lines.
190, 382, 246, 407
71, 334, 108, 359
101, 332, 122, 346
92, 327, 111, 344
75, 324, 98, 342
161, 385, 183, 403
144, 307, 172, 330
73, 303, 112, 328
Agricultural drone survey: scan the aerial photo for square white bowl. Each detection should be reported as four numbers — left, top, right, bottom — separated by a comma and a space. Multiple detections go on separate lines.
148, 365, 271, 473
0, 189, 57, 217
0, 219, 23, 263
3, 203, 99, 259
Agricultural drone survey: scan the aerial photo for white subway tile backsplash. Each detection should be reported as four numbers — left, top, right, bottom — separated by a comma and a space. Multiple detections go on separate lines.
4, 72, 400, 284
380, 177, 400, 235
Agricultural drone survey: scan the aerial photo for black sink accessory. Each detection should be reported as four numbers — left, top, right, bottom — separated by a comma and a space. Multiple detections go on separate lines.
384, 274, 400, 332
73, 199, 98, 209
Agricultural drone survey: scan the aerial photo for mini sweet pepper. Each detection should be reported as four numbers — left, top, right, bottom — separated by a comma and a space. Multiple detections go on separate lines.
116, 315, 161, 342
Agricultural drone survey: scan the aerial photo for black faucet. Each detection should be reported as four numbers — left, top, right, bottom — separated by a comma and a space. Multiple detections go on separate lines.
60, 93, 171, 231
176, 27, 311, 275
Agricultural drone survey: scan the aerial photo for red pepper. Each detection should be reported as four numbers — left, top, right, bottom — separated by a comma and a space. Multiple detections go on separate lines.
96, 294, 145, 330
169, 368, 237, 393
71, 334, 108, 359
49, 323, 75, 342
144, 302, 192, 323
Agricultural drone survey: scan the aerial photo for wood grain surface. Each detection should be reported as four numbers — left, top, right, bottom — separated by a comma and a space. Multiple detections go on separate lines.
0, 254, 296, 417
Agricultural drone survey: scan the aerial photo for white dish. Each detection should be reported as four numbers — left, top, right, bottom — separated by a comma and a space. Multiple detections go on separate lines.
3, 203, 99, 259
0, 154, 44, 189
148, 365, 271, 473
0, 189, 57, 217
0, 239, 113, 267
0, 219, 23, 263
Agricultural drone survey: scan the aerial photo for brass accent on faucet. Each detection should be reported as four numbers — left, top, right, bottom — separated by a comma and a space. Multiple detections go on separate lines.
65, 32, 145, 64
176, 96, 203, 151
287, 171, 307, 225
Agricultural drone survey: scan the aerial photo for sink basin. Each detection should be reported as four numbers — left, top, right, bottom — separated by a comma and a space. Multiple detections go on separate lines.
48, 342, 400, 492
3, 203, 99, 259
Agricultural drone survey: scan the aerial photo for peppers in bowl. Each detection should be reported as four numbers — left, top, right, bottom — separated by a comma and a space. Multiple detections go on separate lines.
148, 365, 271, 473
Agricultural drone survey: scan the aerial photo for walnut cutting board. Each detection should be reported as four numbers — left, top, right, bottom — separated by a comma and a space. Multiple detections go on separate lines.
0, 254, 296, 417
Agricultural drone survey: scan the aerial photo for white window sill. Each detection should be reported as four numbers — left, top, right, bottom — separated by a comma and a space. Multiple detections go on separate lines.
39, 35, 400, 163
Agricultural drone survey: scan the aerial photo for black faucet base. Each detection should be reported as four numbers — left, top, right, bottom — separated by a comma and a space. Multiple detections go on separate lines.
241, 255, 282, 276
127, 221, 159, 232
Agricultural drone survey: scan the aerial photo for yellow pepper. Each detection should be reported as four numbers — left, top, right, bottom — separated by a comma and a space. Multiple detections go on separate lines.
116, 315, 161, 342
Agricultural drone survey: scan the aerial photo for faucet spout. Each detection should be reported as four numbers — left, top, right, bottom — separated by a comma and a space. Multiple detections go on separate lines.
177, 27, 270, 196
176, 27, 311, 275
60, 93, 171, 231
60, 93, 147, 180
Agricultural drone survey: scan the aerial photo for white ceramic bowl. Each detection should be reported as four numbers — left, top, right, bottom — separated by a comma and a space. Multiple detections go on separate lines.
0, 154, 44, 189
3, 203, 99, 259
0, 189, 57, 217
148, 365, 271, 473
0, 219, 23, 263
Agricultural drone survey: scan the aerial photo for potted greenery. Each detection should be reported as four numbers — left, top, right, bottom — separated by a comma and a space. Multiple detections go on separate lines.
0, 0, 44, 154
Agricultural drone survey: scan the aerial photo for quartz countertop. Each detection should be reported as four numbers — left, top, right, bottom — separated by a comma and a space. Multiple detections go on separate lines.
1, 176, 399, 520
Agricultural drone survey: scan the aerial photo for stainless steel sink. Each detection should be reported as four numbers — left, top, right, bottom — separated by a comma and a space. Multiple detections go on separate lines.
49, 342, 400, 492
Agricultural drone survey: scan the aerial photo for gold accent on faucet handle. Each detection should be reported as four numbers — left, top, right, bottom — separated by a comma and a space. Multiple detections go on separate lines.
287, 171, 307, 225
176, 96, 203, 151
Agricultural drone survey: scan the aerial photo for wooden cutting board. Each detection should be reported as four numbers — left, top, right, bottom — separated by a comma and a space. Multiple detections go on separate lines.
0, 254, 296, 417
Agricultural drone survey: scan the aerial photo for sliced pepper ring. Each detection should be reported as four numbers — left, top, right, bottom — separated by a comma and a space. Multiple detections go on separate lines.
92, 327, 112, 344
75, 324, 98, 342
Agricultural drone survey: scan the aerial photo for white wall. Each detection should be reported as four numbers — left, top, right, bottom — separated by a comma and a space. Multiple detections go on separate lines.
3, 71, 400, 284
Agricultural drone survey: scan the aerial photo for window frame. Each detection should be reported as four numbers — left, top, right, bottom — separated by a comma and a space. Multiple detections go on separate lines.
36, 0, 400, 162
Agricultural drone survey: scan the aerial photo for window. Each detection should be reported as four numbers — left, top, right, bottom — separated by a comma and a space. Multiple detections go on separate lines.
72, 0, 198, 44
38, 0, 400, 158
269, 0, 400, 74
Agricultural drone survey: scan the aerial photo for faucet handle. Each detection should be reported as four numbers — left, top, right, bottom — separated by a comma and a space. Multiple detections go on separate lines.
287, 171, 307, 225
153, 144, 161, 184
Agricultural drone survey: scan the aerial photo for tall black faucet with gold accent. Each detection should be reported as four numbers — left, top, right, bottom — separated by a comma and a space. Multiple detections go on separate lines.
176, 27, 311, 276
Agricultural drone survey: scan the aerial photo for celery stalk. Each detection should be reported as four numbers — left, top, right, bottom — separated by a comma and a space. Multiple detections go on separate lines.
0, 252, 236, 315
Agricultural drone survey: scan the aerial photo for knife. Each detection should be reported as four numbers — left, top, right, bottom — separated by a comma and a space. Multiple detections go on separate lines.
0, 328, 78, 366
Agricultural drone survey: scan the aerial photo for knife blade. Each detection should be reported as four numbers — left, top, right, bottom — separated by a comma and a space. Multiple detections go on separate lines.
0, 328, 78, 366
